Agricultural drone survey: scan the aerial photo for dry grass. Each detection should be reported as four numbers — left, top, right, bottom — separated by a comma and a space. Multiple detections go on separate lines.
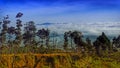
0, 52, 119, 68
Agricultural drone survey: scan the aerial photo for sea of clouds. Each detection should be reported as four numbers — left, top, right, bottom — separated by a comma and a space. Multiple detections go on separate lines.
36, 22, 120, 37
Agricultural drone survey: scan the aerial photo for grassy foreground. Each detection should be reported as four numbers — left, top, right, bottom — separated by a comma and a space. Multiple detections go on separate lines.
0, 52, 119, 68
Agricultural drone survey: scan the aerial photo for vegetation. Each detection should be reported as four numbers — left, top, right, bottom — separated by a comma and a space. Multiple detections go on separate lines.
0, 13, 119, 68
0, 52, 119, 68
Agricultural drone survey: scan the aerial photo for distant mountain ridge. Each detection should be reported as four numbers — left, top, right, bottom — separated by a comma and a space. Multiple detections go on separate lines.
36, 22, 67, 26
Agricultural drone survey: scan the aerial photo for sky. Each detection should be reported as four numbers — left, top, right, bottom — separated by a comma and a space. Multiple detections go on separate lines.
0, 0, 120, 36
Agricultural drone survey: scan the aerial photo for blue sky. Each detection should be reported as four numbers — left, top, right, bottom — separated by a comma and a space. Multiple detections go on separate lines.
0, 0, 120, 35
0, 0, 120, 23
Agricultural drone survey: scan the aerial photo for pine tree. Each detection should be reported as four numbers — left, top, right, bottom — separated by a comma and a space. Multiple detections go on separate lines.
37, 28, 50, 48
14, 12, 23, 47
86, 37, 93, 52
0, 15, 10, 46
93, 32, 111, 56
63, 32, 68, 50
112, 35, 120, 51
23, 21, 36, 46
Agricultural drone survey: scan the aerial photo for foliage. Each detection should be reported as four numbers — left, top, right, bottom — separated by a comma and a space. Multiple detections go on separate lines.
0, 12, 119, 54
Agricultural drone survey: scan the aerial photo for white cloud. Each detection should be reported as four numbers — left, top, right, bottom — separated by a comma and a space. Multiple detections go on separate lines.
36, 22, 120, 36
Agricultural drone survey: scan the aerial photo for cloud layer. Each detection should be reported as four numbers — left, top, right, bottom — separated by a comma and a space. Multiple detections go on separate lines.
36, 22, 120, 36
